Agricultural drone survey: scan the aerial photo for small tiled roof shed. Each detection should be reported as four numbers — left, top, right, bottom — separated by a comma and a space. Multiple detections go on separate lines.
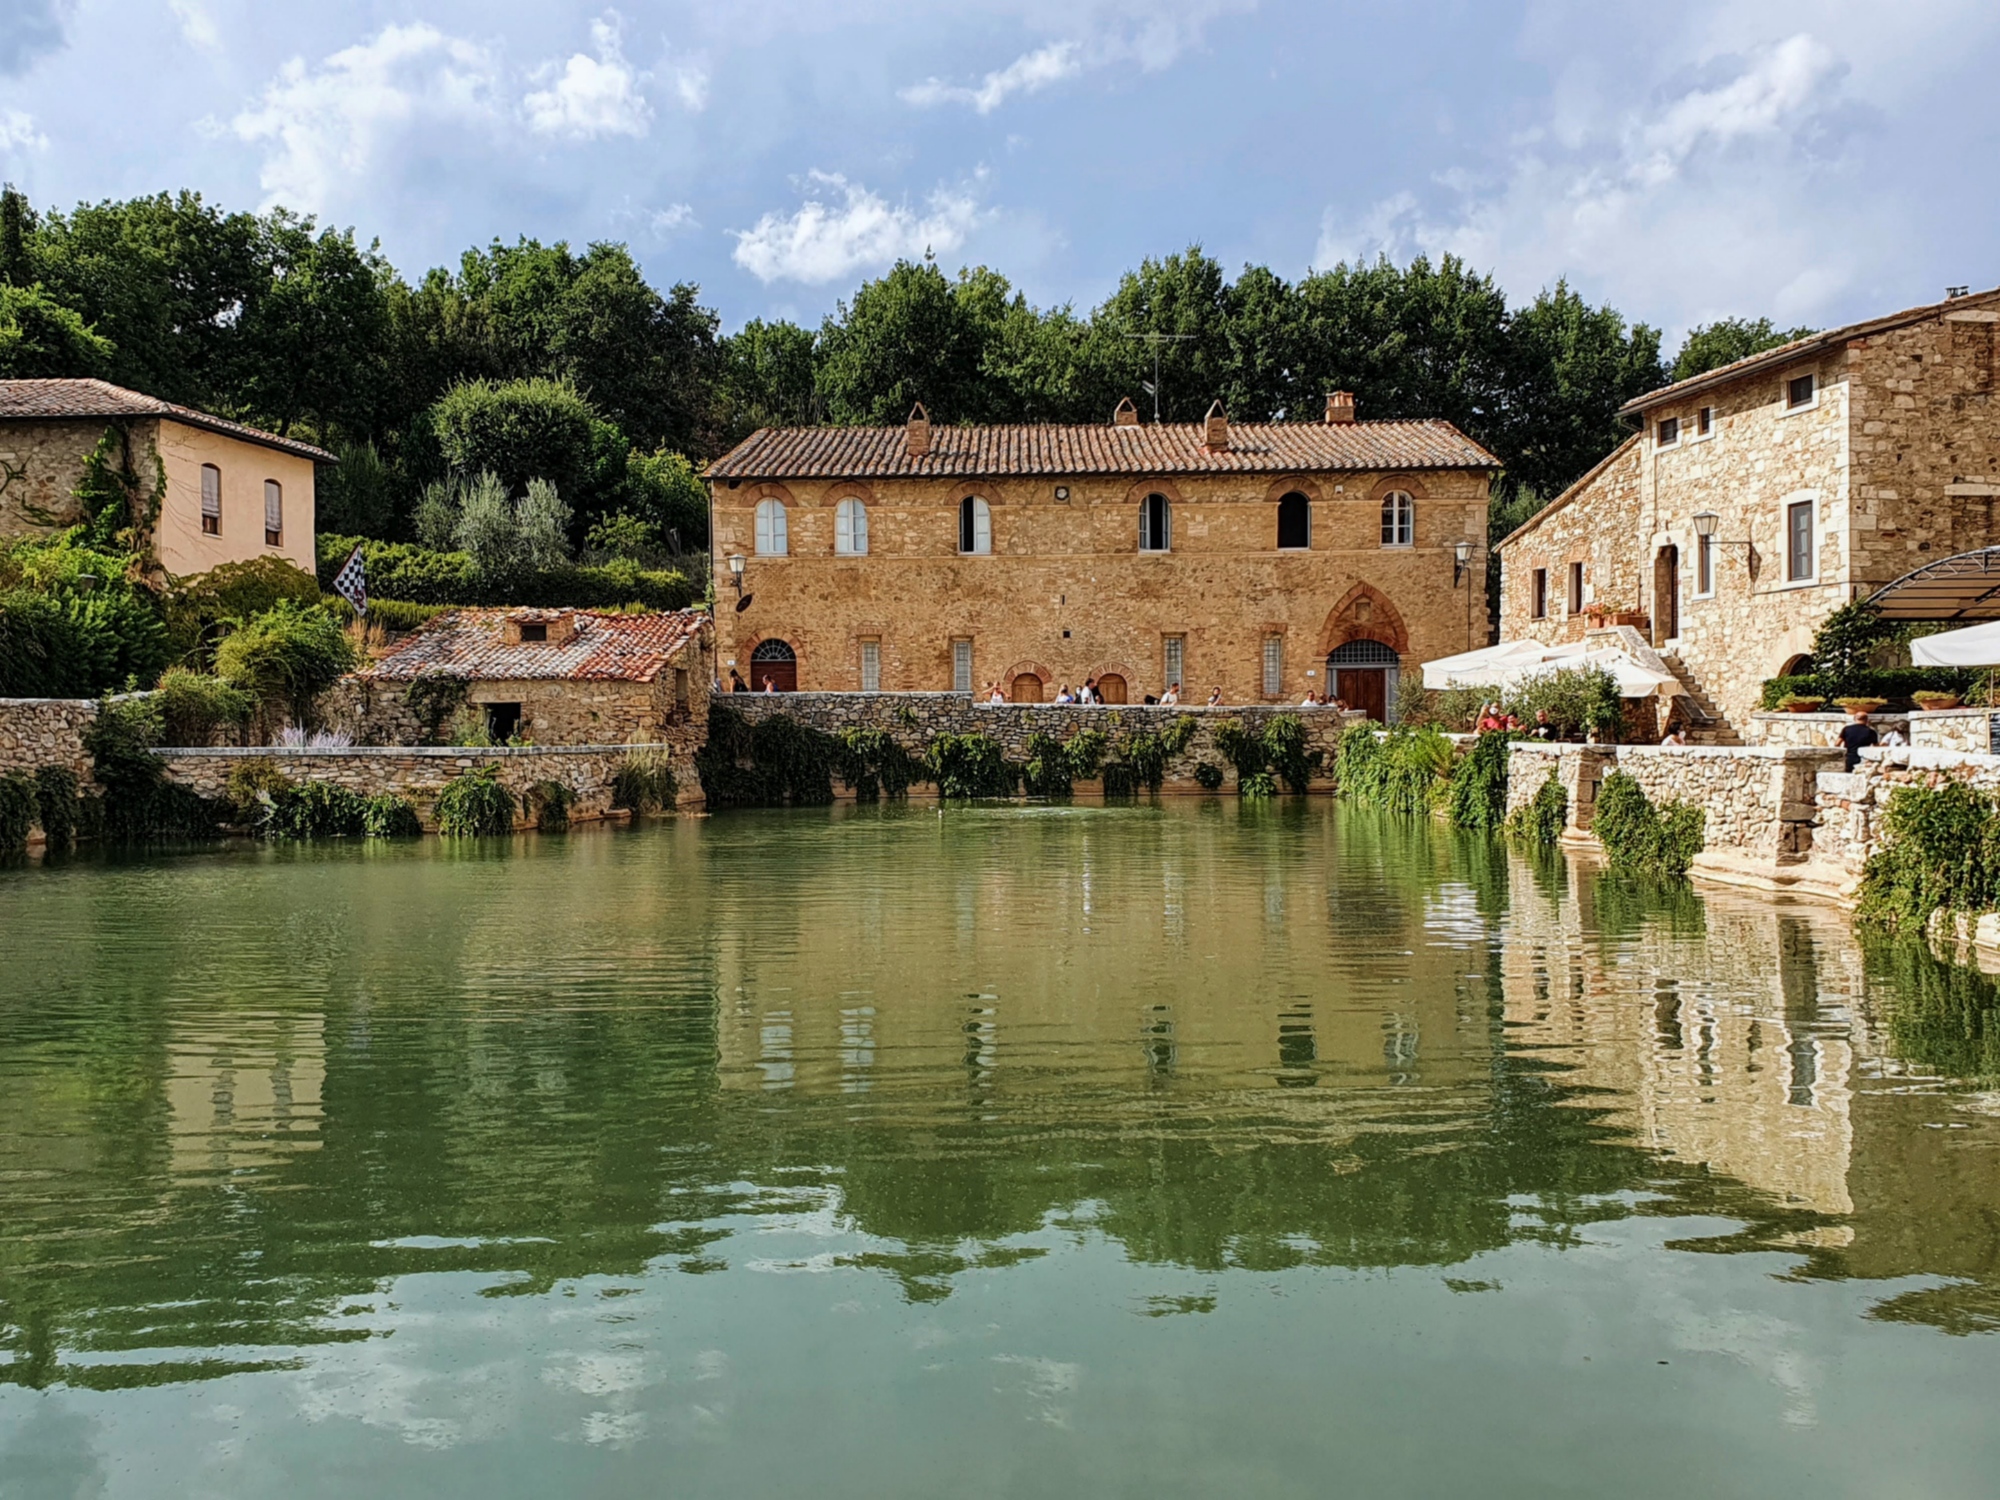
358, 608, 708, 683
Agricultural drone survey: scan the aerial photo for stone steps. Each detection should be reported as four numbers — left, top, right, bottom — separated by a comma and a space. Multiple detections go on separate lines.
1662, 653, 1743, 745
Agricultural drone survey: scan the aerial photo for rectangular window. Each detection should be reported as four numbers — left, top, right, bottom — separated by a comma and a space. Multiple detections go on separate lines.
263, 479, 283, 545
674, 667, 691, 712
1568, 561, 1585, 614
1787, 500, 1815, 581
1696, 406, 1713, 436
1697, 534, 1715, 597
518, 622, 548, 643
860, 640, 881, 693
1531, 568, 1548, 619
1163, 635, 1184, 690
1787, 373, 1816, 409
200, 464, 221, 535
952, 638, 973, 694
1656, 416, 1679, 447
1262, 636, 1282, 698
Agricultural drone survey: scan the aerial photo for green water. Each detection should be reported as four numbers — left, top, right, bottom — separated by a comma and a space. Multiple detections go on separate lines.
3, 802, 2000, 1498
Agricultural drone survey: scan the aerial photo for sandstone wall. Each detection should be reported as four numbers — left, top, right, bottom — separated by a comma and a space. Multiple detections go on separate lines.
1746, 711, 1909, 747
0, 696, 103, 780
0, 420, 113, 538
325, 670, 709, 752
723, 692, 1362, 793
156, 741, 705, 826
1497, 438, 1647, 646
711, 465, 1490, 710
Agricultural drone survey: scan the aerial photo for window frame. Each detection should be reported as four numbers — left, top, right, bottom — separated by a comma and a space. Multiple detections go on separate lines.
754, 498, 789, 556
1139, 492, 1172, 553
1379, 490, 1414, 549
1656, 416, 1679, 449
1275, 491, 1311, 550
263, 479, 283, 546
1694, 405, 1715, 439
1261, 636, 1283, 698
1163, 634, 1185, 690
859, 639, 881, 693
1786, 372, 1817, 412
958, 496, 992, 556
200, 463, 222, 536
1567, 561, 1585, 615
952, 638, 973, 693
834, 497, 869, 556
1786, 499, 1816, 582
1531, 567, 1548, 620
1695, 532, 1715, 598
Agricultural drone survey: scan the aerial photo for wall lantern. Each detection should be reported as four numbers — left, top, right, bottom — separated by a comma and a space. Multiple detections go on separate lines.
727, 553, 747, 593
1692, 511, 1719, 539
1690, 511, 1758, 578
1451, 539, 1473, 586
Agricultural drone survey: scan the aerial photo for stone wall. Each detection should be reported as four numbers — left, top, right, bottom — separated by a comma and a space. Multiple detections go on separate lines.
0, 696, 104, 780
325, 669, 710, 754
1908, 709, 2000, 754
1746, 711, 1909, 747
156, 741, 705, 827
0, 419, 114, 538
1497, 438, 1647, 645
723, 692, 1363, 793
1812, 747, 2000, 878
711, 462, 1491, 710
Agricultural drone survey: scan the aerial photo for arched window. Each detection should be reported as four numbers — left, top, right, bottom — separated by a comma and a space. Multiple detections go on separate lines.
959, 495, 992, 555
1380, 490, 1414, 547
263, 480, 283, 546
755, 498, 789, 556
834, 497, 868, 556
1276, 491, 1310, 549
750, 638, 797, 692
200, 464, 221, 535
1139, 492, 1171, 552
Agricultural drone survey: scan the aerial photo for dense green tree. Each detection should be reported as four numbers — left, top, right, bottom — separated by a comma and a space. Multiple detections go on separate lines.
815, 258, 996, 424
1090, 246, 1236, 422
717, 317, 818, 438
0, 284, 114, 378
428, 376, 611, 513
1669, 316, 1815, 382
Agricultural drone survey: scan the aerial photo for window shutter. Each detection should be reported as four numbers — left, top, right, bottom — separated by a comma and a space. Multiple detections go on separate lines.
264, 480, 282, 541
201, 466, 221, 517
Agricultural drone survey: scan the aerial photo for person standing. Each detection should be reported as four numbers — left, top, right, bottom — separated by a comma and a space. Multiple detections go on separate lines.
1834, 707, 1879, 772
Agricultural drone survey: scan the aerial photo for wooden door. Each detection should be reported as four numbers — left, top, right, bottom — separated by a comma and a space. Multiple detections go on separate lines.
1654, 546, 1679, 645
754, 660, 797, 692
1342, 669, 1386, 722
1097, 674, 1128, 704
1010, 674, 1044, 703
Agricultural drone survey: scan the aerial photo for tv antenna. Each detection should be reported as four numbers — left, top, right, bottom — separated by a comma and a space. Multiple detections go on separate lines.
1124, 330, 1195, 422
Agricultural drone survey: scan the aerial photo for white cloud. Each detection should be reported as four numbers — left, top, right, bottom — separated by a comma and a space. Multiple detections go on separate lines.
0, 108, 48, 153
231, 24, 501, 212
651, 202, 698, 236
524, 14, 653, 140
732, 171, 983, 284
1630, 34, 1837, 186
902, 42, 1081, 114
168, 0, 220, 52
669, 55, 710, 112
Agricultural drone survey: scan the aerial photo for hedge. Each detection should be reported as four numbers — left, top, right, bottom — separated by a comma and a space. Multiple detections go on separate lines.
1759, 668, 1982, 711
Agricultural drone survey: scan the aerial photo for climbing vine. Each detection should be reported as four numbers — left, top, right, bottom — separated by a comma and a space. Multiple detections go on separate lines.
1444, 730, 1514, 832
1504, 770, 1567, 848
1855, 781, 2000, 937
405, 670, 472, 746
435, 764, 517, 836
1593, 771, 1705, 878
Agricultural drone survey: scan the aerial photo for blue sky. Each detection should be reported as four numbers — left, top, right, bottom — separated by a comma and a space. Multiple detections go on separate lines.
1, 0, 1995, 340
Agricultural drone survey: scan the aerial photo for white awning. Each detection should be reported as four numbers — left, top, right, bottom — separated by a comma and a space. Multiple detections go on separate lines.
1911, 619, 2000, 667
1421, 639, 1680, 699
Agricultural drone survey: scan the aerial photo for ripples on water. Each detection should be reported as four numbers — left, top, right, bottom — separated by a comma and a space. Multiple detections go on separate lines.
3, 800, 2000, 1498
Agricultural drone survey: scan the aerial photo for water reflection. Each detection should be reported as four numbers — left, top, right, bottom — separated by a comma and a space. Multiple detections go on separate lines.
2, 804, 1999, 1493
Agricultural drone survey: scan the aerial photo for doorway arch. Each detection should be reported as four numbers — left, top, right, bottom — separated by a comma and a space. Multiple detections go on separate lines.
1327, 638, 1400, 722
1010, 672, 1045, 703
750, 638, 798, 692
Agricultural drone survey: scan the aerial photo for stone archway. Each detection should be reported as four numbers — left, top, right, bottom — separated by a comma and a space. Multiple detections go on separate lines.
1318, 583, 1411, 658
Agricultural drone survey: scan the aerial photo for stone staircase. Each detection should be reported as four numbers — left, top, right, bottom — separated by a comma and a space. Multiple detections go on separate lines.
1660, 653, 1743, 745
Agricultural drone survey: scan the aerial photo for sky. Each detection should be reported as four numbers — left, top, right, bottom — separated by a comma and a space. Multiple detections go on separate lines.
0, 0, 1996, 343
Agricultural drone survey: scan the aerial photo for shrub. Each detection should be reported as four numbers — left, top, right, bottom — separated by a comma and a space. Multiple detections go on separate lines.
1240, 770, 1278, 798
1505, 770, 1567, 848
155, 667, 255, 747
1506, 667, 1621, 741
430, 377, 602, 502
1856, 782, 2000, 936
82, 693, 222, 842
1396, 681, 1486, 733
696, 705, 841, 807
435, 764, 517, 836
214, 599, 359, 729
224, 760, 296, 821
0, 535, 172, 698
362, 794, 423, 839
833, 729, 923, 801
1212, 718, 1264, 783
1759, 668, 1978, 711
1193, 760, 1224, 790
33, 765, 79, 850
1339, 722, 1453, 816
1445, 730, 1513, 831
929, 733, 1017, 799
262, 780, 369, 840
316, 534, 697, 612
528, 778, 577, 832
404, 669, 471, 746
1023, 731, 1076, 799
1593, 771, 1705, 878
163, 557, 321, 669
1259, 714, 1319, 793
0, 771, 36, 854
611, 749, 679, 813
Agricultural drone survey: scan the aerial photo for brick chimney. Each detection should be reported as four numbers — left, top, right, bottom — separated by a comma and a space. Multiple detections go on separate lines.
1203, 400, 1229, 451
1325, 391, 1356, 424
1112, 397, 1140, 427
906, 403, 931, 457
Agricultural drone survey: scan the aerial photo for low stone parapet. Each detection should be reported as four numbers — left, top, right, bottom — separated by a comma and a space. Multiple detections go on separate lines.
1745, 710, 1910, 748
156, 742, 704, 828
0, 694, 132, 781
721, 692, 1363, 793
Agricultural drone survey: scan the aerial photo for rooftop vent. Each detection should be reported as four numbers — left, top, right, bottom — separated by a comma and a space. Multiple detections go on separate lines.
1325, 390, 1356, 424
1203, 400, 1229, 452
1112, 397, 1140, 427
906, 403, 932, 457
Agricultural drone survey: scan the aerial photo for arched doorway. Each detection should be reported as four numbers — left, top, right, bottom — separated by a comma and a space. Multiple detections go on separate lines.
1653, 546, 1680, 646
1010, 673, 1044, 703
1096, 673, 1129, 704
1779, 653, 1815, 679
1327, 639, 1400, 722
750, 638, 797, 692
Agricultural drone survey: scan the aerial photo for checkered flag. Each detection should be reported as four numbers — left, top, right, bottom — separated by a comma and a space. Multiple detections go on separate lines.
331, 544, 367, 618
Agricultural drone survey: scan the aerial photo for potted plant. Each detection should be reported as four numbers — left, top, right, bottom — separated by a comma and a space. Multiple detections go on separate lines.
1831, 696, 1889, 714
1777, 694, 1826, 713
1912, 690, 1963, 711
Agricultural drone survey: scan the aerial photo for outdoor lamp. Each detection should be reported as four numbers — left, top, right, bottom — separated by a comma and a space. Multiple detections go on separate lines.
1452, 539, 1473, 586
727, 553, 746, 593
1692, 511, 1719, 539
1691, 511, 1757, 577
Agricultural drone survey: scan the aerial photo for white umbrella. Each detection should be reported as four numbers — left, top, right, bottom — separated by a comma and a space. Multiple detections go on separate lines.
1422, 639, 1678, 699
1910, 619, 2000, 667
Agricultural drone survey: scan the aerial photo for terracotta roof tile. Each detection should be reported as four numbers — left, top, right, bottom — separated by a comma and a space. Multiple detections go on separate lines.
706, 419, 1498, 481
358, 609, 708, 684
0, 379, 337, 463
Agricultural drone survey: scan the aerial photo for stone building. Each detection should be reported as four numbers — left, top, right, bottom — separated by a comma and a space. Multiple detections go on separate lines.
350, 607, 713, 746
705, 396, 1497, 717
1496, 285, 2000, 733
0, 378, 328, 579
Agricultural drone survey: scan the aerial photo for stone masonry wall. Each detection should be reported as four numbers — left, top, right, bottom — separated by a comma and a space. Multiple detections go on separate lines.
1746, 711, 1910, 748
0, 419, 115, 538
0, 696, 104, 781
156, 742, 705, 827
1497, 438, 1647, 646
724, 692, 1363, 793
